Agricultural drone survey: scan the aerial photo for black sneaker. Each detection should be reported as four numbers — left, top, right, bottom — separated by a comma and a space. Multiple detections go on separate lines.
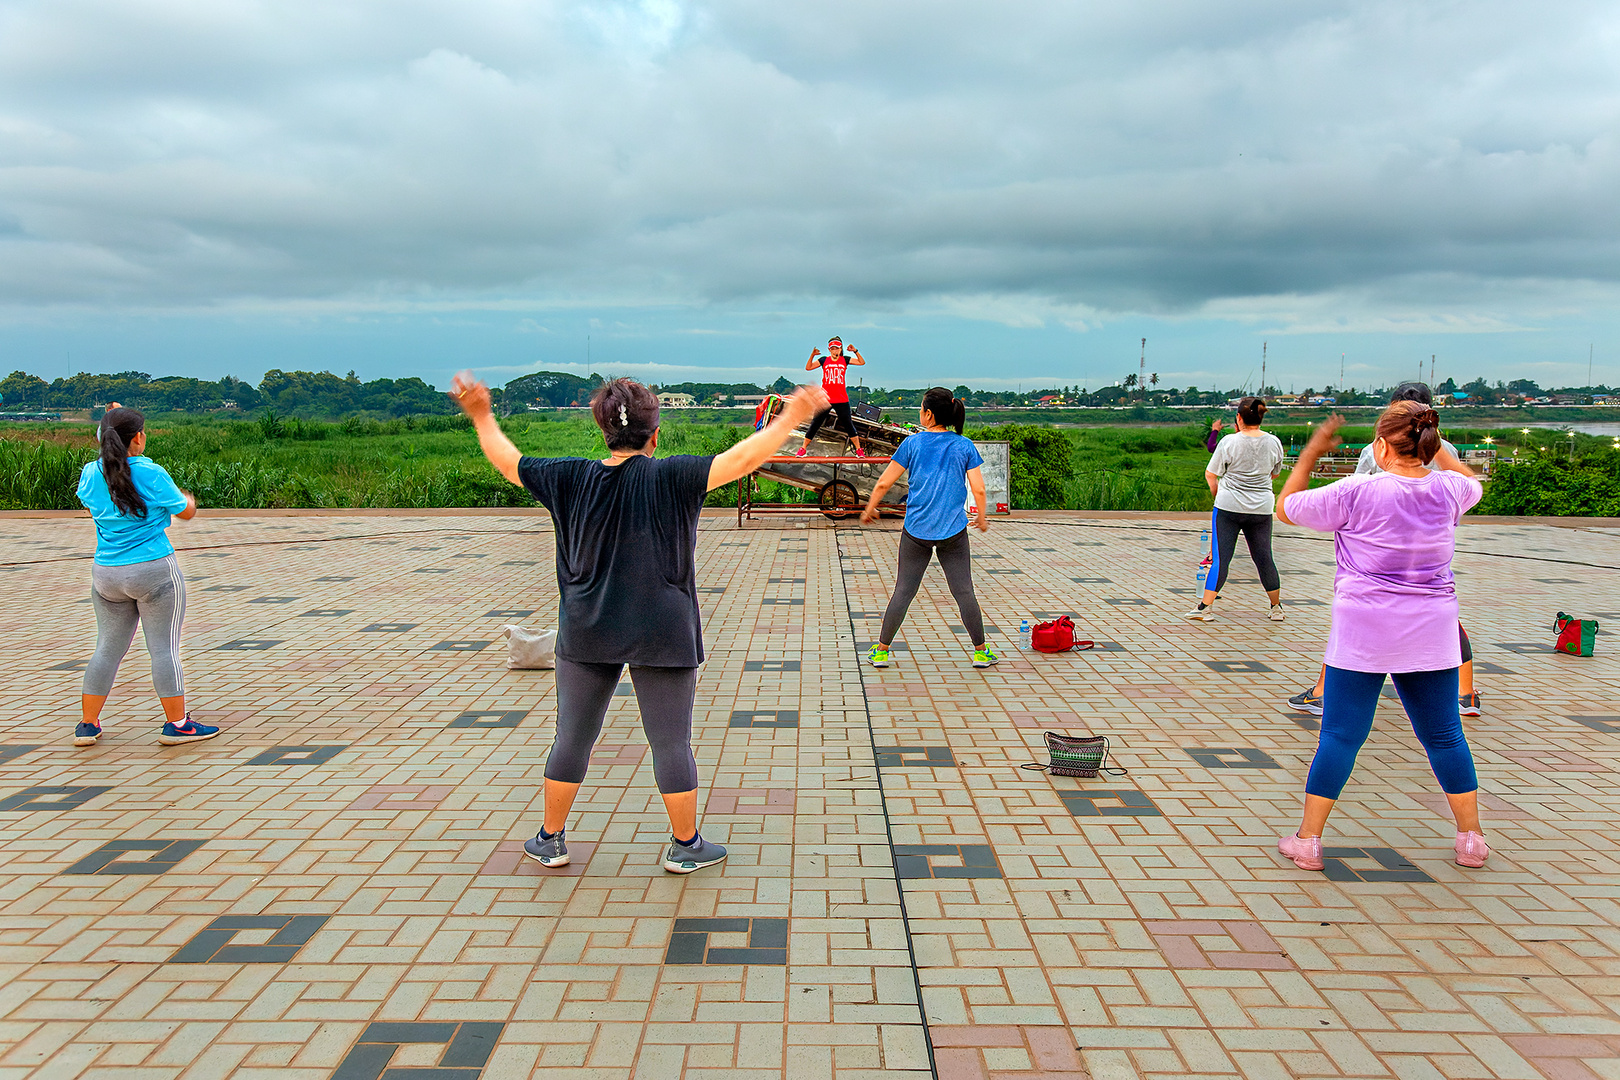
73, 722, 101, 747
1287, 688, 1324, 715
663, 834, 727, 874
523, 829, 570, 867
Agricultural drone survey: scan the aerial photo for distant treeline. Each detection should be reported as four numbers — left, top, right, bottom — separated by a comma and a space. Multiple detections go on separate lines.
3, 364, 1616, 419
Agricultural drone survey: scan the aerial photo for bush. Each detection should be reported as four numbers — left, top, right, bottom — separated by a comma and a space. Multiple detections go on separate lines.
971, 424, 1075, 509
1477, 458, 1620, 516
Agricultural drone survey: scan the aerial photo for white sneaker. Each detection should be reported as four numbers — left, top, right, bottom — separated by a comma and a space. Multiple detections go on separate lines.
1269, 605, 1285, 622
1183, 606, 1216, 622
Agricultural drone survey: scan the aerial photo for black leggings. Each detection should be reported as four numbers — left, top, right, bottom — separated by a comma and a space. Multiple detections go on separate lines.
546, 658, 699, 794
806, 401, 855, 441
1209, 507, 1281, 593
879, 528, 985, 647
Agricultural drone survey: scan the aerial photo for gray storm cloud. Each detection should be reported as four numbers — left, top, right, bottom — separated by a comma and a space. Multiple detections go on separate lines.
0, 0, 1616, 316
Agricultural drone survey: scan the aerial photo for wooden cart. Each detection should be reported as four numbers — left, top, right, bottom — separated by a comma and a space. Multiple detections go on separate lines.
737, 407, 914, 523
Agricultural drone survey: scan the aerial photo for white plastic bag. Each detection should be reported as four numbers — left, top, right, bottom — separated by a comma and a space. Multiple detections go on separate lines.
502, 625, 556, 669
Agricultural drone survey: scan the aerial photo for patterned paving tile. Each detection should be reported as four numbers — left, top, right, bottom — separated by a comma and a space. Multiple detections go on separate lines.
2, 510, 1618, 1079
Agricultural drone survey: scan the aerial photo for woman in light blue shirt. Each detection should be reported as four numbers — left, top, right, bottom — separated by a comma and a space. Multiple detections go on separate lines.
859, 387, 995, 669
74, 406, 218, 747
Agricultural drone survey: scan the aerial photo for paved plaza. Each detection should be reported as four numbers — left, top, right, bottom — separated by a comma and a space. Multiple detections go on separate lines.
1, 508, 1618, 1080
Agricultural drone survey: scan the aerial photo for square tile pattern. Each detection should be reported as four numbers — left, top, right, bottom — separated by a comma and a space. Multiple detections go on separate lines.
2, 511, 1618, 1079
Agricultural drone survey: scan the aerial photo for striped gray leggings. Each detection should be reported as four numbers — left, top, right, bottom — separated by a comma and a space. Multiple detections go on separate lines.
83, 554, 187, 699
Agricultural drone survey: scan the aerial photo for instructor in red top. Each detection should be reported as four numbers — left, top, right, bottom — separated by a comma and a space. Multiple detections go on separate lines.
794, 336, 868, 458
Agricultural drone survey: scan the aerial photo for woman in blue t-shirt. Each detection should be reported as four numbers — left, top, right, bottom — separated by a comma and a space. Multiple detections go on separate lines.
74, 407, 218, 747
859, 387, 995, 668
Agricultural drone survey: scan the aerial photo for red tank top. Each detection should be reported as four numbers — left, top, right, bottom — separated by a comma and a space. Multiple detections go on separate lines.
819, 356, 849, 404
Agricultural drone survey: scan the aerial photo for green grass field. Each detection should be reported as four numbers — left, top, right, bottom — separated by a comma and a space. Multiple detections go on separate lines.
3, 415, 1614, 514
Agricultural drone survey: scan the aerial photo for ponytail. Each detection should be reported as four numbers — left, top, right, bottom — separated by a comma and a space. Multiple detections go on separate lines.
921, 387, 966, 434
1375, 400, 1442, 464
98, 407, 148, 518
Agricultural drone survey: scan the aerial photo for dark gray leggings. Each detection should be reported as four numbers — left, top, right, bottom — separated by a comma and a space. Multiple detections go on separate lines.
879, 528, 985, 647
546, 658, 699, 794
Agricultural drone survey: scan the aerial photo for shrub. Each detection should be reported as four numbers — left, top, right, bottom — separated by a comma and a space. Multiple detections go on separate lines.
971, 424, 1075, 509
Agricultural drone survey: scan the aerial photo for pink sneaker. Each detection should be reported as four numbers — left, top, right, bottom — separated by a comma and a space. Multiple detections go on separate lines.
853, 447, 867, 458
1278, 833, 1324, 871
1455, 831, 1490, 868
793, 446, 809, 457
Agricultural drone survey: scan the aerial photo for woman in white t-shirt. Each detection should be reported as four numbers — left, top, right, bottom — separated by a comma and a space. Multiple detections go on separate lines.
1185, 396, 1285, 622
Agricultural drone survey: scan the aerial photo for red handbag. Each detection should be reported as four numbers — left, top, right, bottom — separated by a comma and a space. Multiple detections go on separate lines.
1031, 616, 1094, 653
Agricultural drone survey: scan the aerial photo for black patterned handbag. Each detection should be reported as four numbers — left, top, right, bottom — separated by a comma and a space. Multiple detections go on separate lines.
1021, 733, 1127, 778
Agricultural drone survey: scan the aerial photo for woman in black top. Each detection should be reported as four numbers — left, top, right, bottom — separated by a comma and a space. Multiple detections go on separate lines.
451, 372, 827, 874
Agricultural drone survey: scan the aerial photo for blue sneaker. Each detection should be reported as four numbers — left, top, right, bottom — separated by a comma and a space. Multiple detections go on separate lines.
523, 829, 570, 868
663, 834, 727, 874
158, 716, 220, 745
74, 722, 102, 747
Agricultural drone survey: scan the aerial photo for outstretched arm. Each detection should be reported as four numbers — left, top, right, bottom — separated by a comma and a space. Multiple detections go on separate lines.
449, 371, 522, 485
860, 462, 907, 524
1431, 445, 1477, 479
1276, 413, 1343, 524
708, 386, 830, 491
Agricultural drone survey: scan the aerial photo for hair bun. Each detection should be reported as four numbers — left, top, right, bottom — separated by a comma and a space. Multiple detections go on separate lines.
1412, 407, 1439, 430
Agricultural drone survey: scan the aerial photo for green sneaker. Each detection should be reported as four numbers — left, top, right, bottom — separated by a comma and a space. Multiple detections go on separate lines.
866, 644, 891, 668
972, 647, 999, 668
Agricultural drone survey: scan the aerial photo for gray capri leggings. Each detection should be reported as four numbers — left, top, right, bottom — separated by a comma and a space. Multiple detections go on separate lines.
546, 658, 699, 794
83, 554, 187, 699
879, 527, 986, 647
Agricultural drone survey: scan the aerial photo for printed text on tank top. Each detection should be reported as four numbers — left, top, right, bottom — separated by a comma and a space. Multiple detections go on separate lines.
818, 356, 848, 398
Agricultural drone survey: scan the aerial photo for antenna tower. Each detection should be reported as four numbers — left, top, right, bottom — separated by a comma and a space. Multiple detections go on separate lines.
1261, 342, 1267, 396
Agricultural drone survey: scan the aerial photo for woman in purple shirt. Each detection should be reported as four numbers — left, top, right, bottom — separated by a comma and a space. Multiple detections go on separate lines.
1275, 401, 1489, 871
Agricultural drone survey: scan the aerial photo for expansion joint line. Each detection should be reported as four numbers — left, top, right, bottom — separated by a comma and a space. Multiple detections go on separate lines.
834, 523, 939, 1079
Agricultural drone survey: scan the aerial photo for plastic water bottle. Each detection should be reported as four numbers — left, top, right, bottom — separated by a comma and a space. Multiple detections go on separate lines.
1019, 619, 1031, 651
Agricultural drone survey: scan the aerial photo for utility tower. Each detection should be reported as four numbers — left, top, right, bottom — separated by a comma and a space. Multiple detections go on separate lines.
1261, 342, 1267, 396
1139, 339, 1146, 398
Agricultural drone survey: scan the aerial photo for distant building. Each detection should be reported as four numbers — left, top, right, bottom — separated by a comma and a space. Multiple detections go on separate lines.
1268, 395, 1301, 406
657, 392, 696, 408
733, 395, 769, 406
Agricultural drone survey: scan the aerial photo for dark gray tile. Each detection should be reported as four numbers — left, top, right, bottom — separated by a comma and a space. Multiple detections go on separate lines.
431, 640, 492, 651
61, 838, 207, 875
242, 745, 347, 767
1182, 747, 1282, 769
744, 660, 801, 672
1203, 659, 1273, 673
1320, 847, 1435, 883
874, 746, 956, 768
169, 914, 330, 964
1058, 789, 1163, 817
448, 711, 527, 729
893, 844, 1002, 880
216, 639, 282, 651
729, 710, 799, 729
0, 785, 113, 813
361, 623, 418, 633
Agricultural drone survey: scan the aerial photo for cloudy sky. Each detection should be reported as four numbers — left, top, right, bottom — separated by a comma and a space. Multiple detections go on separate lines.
2, 0, 1617, 392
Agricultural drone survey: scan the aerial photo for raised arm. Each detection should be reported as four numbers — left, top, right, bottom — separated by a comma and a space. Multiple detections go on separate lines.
708, 386, 830, 491
804, 348, 822, 372
1430, 444, 1477, 479
1276, 413, 1343, 525
847, 348, 867, 366
449, 371, 522, 485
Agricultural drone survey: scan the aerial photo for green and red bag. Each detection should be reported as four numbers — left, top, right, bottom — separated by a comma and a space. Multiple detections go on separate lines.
1554, 612, 1599, 657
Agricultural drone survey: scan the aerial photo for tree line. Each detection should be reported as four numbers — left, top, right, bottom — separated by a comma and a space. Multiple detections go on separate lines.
3, 364, 1615, 419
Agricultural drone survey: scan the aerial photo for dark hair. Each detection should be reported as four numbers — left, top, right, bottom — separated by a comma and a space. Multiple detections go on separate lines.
1376, 399, 1442, 464
1391, 381, 1433, 405
920, 387, 966, 434
1236, 396, 1267, 426
99, 406, 148, 518
590, 378, 660, 451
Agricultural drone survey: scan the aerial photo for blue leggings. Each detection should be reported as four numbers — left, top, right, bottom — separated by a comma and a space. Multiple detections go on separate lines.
1305, 666, 1478, 799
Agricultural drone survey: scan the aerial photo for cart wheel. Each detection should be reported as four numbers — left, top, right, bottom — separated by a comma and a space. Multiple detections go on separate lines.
818, 479, 859, 519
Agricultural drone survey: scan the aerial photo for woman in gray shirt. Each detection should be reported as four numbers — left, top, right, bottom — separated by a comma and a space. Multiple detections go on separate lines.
1186, 396, 1285, 622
